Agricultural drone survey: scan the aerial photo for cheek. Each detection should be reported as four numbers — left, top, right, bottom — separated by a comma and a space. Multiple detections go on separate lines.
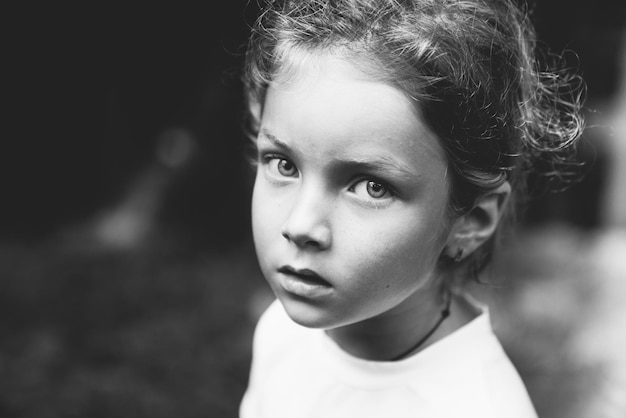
251, 177, 287, 260
338, 214, 446, 289
251, 178, 272, 254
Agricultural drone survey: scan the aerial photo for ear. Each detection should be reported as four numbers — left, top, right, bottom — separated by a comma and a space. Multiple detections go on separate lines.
444, 182, 511, 260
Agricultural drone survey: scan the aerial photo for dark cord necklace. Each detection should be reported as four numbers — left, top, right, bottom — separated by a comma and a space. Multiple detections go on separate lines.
391, 291, 452, 361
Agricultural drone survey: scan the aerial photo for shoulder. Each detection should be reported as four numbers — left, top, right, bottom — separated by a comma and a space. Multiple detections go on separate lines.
465, 304, 537, 417
403, 306, 537, 418
449, 311, 538, 418
241, 299, 318, 417
250, 299, 310, 365
253, 299, 304, 344
478, 333, 538, 418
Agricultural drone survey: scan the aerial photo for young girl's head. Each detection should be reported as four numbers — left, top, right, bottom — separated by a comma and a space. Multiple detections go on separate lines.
244, 0, 583, 328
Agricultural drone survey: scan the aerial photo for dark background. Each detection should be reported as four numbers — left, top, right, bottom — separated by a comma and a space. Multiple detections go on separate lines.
1, 1, 625, 417
3, 0, 624, 241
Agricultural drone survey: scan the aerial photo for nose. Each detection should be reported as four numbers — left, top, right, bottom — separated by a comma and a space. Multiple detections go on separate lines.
280, 185, 332, 250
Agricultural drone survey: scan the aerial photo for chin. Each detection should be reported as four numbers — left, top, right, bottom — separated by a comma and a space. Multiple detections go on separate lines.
279, 297, 338, 329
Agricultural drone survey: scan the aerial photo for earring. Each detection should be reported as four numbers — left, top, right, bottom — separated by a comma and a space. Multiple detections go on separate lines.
454, 248, 464, 263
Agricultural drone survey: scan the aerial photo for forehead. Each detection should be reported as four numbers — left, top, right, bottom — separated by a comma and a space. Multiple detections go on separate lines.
262, 52, 447, 167
272, 44, 386, 92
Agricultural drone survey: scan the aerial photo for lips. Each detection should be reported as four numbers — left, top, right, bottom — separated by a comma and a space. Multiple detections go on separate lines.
276, 265, 333, 298
277, 266, 331, 287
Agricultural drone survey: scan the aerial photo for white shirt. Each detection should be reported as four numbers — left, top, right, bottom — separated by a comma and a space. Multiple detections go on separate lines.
240, 300, 538, 418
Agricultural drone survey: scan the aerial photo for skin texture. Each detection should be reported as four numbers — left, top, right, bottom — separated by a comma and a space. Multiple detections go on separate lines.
251, 54, 472, 360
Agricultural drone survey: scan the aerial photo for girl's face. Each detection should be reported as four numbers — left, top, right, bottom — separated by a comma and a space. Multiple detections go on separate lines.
252, 55, 453, 330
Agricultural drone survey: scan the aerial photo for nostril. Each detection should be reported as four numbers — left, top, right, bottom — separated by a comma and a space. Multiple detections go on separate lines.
281, 218, 331, 250
306, 239, 321, 248
282, 230, 323, 249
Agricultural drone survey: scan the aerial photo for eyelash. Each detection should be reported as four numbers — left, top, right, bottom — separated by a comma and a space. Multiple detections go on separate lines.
349, 178, 396, 201
260, 153, 397, 200
261, 154, 299, 178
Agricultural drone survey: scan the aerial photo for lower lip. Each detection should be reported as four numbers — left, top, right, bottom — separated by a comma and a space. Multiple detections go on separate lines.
278, 273, 333, 298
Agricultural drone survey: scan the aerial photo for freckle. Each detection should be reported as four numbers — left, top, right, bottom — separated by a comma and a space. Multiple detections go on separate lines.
385, 284, 390, 289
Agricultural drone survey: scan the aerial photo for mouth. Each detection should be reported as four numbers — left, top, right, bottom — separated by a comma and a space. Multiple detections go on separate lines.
276, 265, 333, 297
278, 266, 331, 286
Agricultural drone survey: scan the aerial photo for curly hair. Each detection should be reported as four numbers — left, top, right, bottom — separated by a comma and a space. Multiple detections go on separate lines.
243, 0, 585, 279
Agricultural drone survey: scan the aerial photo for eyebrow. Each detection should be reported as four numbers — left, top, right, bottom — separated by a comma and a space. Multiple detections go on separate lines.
337, 157, 417, 182
259, 129, 418, 181
258, 129, 289, 149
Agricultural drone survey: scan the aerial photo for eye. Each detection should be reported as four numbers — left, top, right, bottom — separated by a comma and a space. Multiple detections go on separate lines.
276, 159, 298, 177
264, 155, 299, 178
351, 179, 393, 200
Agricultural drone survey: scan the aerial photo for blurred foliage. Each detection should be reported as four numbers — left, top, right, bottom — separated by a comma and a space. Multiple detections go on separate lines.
0, 236, 265, 417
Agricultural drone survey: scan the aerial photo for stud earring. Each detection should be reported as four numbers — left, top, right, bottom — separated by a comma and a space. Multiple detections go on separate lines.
454, 248, 464, 263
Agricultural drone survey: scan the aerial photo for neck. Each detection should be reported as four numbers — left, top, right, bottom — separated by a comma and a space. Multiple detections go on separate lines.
326, 284, 457, 361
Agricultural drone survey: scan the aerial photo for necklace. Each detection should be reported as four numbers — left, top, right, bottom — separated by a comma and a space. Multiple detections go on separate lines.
391, 290, 452, 361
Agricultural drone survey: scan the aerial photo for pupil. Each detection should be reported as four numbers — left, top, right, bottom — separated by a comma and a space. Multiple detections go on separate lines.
368, 181, 385, 196
279, 160, 293, 173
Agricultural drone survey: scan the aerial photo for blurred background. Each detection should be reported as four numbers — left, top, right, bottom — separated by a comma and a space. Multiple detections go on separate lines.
1, 1, 625, 417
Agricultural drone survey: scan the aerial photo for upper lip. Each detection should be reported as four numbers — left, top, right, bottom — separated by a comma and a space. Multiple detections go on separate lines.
278, 265, 331, 286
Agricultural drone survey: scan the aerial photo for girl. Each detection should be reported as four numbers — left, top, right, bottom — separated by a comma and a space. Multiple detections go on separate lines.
240, 0, 583, 416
